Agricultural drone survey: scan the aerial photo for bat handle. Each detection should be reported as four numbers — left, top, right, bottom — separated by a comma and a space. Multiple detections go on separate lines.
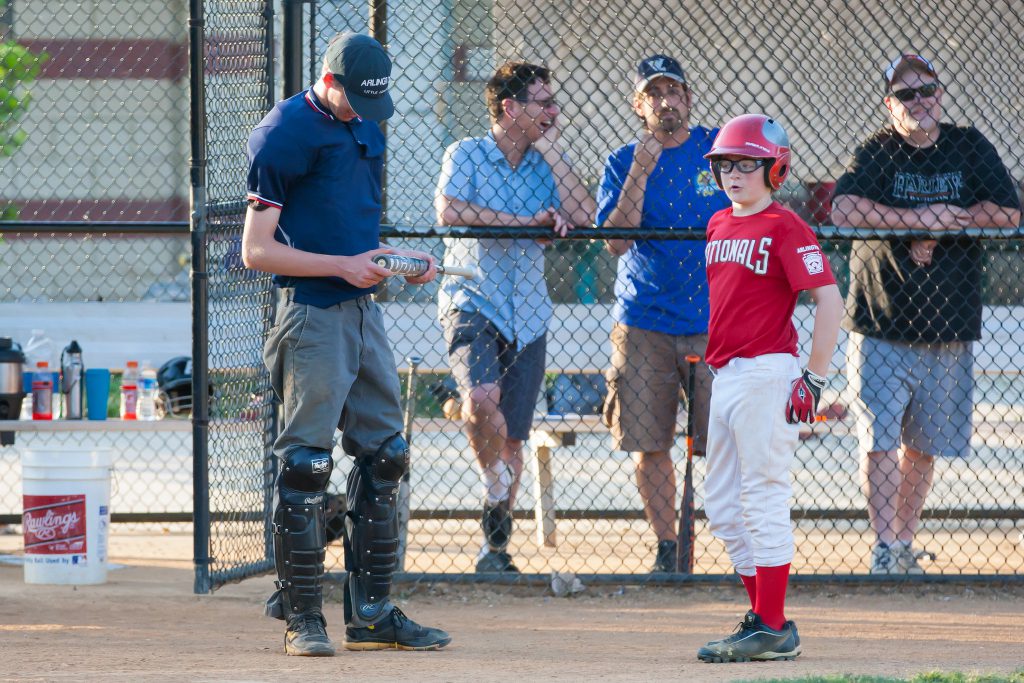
437, 264, 476, 279
684, 355, 701, 457
403, 355, 422, 446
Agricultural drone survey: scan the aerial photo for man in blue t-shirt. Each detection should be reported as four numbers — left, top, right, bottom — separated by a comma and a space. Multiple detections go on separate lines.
243, 33, 449, 656
596, 55, 730, 573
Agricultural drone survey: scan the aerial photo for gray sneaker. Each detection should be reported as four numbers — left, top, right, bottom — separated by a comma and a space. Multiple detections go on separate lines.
892, 541, 932, 574
475, 550, 520, 573
284, 611, 336, 656
697, 611, 801, 663
869, 542, 897, 574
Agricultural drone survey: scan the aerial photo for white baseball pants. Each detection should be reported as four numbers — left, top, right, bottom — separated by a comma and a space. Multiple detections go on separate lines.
704, 353, 801, 572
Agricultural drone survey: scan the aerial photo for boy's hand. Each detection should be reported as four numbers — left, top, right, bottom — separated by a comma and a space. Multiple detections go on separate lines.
786, 369, 826, 424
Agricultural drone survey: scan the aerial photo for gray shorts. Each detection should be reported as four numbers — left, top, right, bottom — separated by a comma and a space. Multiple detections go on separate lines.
263, 289, 404, 459
845, 331, 973, 458
441, 308, 545, 441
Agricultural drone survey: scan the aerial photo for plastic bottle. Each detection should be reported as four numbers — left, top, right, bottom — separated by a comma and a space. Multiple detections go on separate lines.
120, 360, 139, 420
31, 361, 53, 420
137, 361, 158, 421
22, 329, 55, 419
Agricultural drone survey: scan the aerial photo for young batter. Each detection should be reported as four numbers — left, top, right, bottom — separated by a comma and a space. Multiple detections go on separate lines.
697, 114, 843, 663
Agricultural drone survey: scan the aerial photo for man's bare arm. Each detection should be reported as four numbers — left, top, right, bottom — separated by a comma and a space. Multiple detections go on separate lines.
241, 204, 394, 287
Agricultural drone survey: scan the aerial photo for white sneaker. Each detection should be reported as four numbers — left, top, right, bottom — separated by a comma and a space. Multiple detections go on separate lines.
869, 542, 897, 574
892, 540, 932, 574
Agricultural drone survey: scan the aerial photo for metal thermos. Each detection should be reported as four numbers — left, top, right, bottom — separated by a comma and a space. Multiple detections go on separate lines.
61, 340, 84, 420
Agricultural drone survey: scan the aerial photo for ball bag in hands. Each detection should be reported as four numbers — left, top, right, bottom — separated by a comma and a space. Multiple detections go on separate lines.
705, 113, 791, 190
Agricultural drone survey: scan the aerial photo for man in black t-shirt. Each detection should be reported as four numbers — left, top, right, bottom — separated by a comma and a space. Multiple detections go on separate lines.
832, 54, 1020, 575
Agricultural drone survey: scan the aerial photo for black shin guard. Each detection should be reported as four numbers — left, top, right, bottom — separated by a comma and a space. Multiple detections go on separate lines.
266, 446, 334, 621
343, 434, 409, 626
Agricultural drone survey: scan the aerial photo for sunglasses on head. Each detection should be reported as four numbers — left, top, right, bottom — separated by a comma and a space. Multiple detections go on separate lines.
712, 158, 768, 174
890, 82, 939, 102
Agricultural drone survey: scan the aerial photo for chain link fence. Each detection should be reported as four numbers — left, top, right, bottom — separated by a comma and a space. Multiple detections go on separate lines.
295, 0, 1024, 582
0, 0, 198, 543
3, 0, 1023, 589
0, 229, 193, 530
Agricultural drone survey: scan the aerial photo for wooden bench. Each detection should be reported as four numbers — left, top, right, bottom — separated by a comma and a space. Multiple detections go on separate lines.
528, 413, 609, 547
409, 392, 846, 549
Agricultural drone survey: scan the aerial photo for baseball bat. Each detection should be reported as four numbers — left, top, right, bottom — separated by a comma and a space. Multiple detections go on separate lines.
373, 254, 476, 279
676, 354, 701, 574
396, 354, 422, 573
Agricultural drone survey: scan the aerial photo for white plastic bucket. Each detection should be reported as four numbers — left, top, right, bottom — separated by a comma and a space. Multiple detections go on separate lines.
21, 448, 113, 585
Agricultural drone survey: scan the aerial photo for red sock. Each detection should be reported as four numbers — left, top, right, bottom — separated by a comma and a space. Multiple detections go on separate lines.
754, 563, 790, 630
739, 573, 757, 609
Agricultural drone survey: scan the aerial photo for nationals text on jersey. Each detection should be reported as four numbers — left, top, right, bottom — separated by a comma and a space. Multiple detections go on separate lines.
705, 236, 772, 275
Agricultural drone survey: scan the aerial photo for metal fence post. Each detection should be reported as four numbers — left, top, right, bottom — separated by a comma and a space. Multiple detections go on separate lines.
188, 0, 211, 595
283, 0, 307, 98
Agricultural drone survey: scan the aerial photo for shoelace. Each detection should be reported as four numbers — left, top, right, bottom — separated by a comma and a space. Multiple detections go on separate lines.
296, 612, 328, 638
390, 607, 409, 629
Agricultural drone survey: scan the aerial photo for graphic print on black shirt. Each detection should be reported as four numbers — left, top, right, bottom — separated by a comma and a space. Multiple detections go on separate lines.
834, 123, 1021, 343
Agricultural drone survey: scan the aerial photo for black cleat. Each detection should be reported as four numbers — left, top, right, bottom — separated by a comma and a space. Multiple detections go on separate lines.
698, 611, 801, 663
345, 607, 452, 651
651, 540, 677, 573
284, 611, 336, 656
475, 550, 520, 573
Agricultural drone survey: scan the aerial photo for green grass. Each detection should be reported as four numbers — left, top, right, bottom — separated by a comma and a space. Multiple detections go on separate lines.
735, 671, 1024, 683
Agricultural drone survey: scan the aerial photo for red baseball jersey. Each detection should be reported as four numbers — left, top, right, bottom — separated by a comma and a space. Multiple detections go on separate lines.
704, 202, 836, 368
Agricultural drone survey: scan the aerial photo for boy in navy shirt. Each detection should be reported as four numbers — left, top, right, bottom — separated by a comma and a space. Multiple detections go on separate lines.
244, 32, 449, 656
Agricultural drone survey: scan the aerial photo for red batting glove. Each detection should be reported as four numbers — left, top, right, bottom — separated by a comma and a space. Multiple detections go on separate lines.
786, 369, 827, 424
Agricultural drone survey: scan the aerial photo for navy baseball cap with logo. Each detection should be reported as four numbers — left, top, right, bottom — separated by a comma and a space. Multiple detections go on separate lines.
634, 54, 687, 92
884, 53, 938, 92
324, 32, 394, 121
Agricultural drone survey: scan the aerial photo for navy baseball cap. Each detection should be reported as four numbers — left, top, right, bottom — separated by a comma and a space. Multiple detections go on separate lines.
324, 32, 394, 121
884, 53, 938, 92
634, 54, 687, 92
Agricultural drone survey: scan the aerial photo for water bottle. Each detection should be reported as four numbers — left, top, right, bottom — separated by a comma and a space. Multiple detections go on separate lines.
137, 362, 158, 421
31, 361, 53, 420
22, 329, 55, 419
120, 360, 139, 420
60, 340, 84, 419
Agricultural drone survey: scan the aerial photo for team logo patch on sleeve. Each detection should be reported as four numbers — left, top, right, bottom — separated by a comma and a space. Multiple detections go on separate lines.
801, 250, 824, 275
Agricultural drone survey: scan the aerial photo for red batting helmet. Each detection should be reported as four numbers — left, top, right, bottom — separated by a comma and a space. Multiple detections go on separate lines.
705, 114, 791, 190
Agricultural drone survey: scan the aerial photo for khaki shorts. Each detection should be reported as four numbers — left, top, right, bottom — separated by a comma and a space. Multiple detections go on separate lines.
603, 323, 711, 454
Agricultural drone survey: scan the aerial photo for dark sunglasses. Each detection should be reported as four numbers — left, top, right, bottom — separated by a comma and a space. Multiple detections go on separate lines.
890, 82, 939, 102
712, 158, 768, 174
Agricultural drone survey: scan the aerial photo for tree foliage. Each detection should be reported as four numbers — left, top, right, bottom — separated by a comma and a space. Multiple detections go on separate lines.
0, 39, 48, 157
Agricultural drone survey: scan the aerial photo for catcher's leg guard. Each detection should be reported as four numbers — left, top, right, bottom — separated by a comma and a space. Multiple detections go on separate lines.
482, 499, 513, 552
343, 433, 409, 626
266, 446, 334, 621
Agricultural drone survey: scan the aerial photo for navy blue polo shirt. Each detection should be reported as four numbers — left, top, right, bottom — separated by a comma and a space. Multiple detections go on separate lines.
246, 87, 386, 307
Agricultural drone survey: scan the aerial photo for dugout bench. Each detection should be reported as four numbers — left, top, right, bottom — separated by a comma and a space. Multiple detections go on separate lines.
407, 366, 844, 550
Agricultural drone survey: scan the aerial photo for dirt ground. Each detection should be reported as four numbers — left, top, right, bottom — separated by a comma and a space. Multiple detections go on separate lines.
1, 531, 1023, 683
